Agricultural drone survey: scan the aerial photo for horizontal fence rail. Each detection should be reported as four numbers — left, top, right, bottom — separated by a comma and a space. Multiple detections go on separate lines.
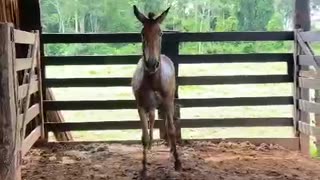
45, 118, 293, 132
42, 31, 294, 43
45, 75, 292, 87
43, 96, 293, 111
44, 53, 293, 66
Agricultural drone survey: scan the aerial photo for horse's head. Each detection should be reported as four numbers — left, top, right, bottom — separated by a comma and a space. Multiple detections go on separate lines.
133, 5, 170, 73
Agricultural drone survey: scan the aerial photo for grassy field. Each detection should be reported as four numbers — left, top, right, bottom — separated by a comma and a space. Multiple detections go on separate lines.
46, 41, 320, 156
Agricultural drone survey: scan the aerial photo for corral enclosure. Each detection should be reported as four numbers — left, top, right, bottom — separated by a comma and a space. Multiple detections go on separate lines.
2, 0, 320, 180
41, 0, 300, 142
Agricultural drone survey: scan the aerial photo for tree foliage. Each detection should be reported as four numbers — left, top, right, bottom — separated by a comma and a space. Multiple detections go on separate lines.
40, 0, 299, 55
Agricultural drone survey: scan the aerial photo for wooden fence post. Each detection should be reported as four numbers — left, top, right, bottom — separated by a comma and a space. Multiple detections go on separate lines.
159, 31, 181, 143
294, 0, 311, 156
0, 23, 20, 180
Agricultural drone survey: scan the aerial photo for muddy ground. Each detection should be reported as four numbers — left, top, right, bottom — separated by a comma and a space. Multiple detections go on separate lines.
22, 141, 320, 180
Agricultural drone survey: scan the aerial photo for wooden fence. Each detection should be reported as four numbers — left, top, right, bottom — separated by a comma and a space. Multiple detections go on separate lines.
295, 30, 320, 155
0, 23, 44, 179
41, 31, 298, 149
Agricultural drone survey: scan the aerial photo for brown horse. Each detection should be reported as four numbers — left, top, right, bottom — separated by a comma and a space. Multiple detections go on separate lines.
131, 5, 181, 177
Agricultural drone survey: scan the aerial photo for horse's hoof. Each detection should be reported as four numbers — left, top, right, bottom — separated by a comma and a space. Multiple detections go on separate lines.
174, 161, 182, 171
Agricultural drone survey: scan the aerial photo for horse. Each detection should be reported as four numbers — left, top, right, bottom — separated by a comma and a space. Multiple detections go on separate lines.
131, 5, 182, 177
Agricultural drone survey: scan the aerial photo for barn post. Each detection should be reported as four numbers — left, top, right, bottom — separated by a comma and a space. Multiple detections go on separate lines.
294, 0, 311, 156
0, 23, 20, 180
159, 31, 182, 143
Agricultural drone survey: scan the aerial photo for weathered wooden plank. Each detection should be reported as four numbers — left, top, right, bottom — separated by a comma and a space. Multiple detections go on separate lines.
42, 32, 293, 44
298, 99, 320, 113
18, 80, 39, 99
21, 126, 41, 157
299, 77, 320, 89
20, 33, 39, 143
0, 23, 19, 180
18, 104, 40, 127
42, 33, 141, 43
298, 55, 320, 67
292, 29, 299, 135
298, 121, 320, 136
44, 53, 293, 66
45, 78, 131, 87
13, 29, 36, 44
44, 96, 293, 110
44, 55, 140, 65
177, 53, 293, 64
296, 32, 315, 58
299, 70, 320, 78
178, 31, 294, 42
45, 118, 293, 131
178, 75, 292, 85
42, 137, 300, 151
300, 31, 320, 42
45, 75, 292, 87
15, 58, 33, 71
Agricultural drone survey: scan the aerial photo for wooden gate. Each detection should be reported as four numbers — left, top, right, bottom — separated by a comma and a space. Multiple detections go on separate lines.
0, 23, 44, 180
294, 30, 320, 156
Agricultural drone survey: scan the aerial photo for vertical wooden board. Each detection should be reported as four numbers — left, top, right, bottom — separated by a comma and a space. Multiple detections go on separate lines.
35, 31, 46, 141
294, 0, 311, 30
0, 23, 19, 180
295, 0, 311, 156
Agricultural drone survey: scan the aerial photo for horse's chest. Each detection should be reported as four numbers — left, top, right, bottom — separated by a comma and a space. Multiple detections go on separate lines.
134, 78, 163, 111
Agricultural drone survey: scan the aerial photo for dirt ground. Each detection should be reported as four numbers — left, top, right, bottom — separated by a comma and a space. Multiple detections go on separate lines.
22, 141, 320, 180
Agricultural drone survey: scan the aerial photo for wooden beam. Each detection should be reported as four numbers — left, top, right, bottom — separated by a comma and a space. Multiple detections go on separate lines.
18, 104, 40, 127
179, 31, 294, 42
298, 55, 320, 67
45, 75, 293, 88
299, 70, 320, 78
44, 53, 293, 66
300, 32, 320, 42
45, 118, 293, 131
13, 29, 35, 44
15, 58, 33, 71
42, 32, 294, 44
299, 99, 320, 113
18, 79, 39, 100
294, 0, 312, 155
176, 53, 293, 64
0, 23, 19, 180
294, 0, 311, 30
43, 96, 293, 111
21, 126, 41, 157
299, 77, 320, 89
299, 121, 320, 137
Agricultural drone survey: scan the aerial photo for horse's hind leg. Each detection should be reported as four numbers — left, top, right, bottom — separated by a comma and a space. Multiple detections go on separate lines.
138, 107, 149, 178
164, 101, 182, 171
148, 109, 155, 150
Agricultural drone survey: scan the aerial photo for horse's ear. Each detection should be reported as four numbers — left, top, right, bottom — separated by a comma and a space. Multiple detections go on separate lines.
155, 7, 170, 24
133, 5, 147, 23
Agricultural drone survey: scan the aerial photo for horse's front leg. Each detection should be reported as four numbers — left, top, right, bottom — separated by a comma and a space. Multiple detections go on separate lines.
148, 109, 155, 150
164, 100, 182, 171
138, 107, 149, 178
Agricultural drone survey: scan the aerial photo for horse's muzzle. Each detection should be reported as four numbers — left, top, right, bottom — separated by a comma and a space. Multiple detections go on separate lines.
145, 59, 160, 73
